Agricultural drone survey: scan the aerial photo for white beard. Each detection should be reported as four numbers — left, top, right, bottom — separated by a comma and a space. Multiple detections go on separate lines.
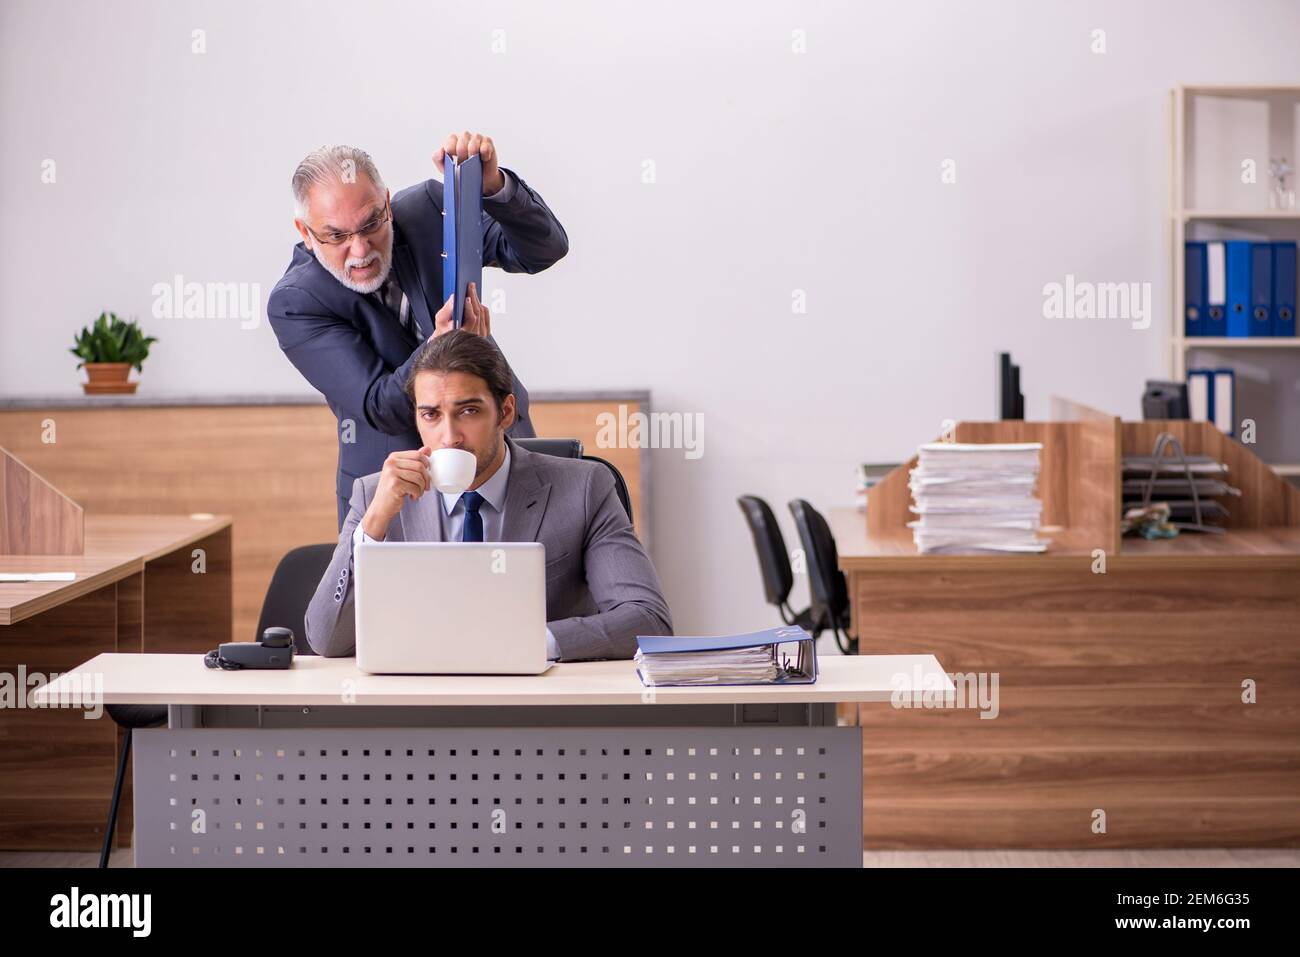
311, 236, 393, 294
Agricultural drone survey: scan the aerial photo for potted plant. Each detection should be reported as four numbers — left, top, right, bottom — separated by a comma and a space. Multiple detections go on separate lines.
69, 312, 158, 394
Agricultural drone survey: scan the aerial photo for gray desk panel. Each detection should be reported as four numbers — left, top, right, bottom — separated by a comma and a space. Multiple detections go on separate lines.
133, 723, 863, 868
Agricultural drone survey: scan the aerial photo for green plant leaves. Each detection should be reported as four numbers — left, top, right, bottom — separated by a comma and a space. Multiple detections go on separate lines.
69, 311, 158, 371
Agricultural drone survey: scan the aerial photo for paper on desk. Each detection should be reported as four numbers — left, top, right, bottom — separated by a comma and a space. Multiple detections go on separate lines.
0, 572, 77, 582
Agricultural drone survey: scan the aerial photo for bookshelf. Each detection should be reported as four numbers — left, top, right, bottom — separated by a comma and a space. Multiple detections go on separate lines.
1170, 85, 1300, 480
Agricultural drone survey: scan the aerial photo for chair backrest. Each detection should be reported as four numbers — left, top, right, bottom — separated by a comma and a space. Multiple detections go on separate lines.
582, 454, 633, 527
514, 437, 583, 459
517, 437, 631, 526
736, 495, 794, 608
254, 544, 336, 655
787, 498, 849, 631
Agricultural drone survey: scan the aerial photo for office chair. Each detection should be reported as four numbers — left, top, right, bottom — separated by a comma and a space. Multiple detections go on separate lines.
513, 437, 583, 459
100, 543, 335, 868
788, 498, 857, 655
581, 454, 634, 527
736, 495, 815, 633
254, 544, 336, 656
514, 437, 634, 527
99, 703, 166, 868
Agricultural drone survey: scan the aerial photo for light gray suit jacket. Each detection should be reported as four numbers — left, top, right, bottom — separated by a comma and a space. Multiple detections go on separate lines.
304, 437, 672, 661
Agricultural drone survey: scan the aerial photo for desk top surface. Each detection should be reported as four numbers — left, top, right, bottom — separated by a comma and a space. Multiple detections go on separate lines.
32, 652, 952, 707
830, 506, 1300, 570
0, 514, 231, 624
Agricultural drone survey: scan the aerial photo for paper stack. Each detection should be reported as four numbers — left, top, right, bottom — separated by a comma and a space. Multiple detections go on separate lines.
634, 626, 817, 687
634, 645, 780, 686
907, 442, 1046, 554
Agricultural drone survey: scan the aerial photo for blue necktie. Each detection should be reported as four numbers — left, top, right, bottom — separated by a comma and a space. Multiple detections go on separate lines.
461, 490, 484, 542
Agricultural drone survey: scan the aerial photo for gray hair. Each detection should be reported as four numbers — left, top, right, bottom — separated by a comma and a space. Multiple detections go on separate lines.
291, 145, 386, 221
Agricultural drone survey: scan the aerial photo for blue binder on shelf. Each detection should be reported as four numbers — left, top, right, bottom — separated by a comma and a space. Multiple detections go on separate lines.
1204, 241, 1227, 336
1274, 241, 1297, 338
634, 626, 818, 687
1224, 241, 1253, 337
442, 153, 483, 329
1248, 241, 1272, 337
1184, 241, 1206, 337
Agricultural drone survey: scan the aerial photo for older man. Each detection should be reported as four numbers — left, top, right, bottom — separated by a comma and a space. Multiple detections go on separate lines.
268, 134, 569, 527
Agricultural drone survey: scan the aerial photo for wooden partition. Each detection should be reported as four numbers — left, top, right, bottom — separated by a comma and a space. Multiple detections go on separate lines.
0, 447, 83, 555
841, 397, 1300, 848
0, 394, 649, 645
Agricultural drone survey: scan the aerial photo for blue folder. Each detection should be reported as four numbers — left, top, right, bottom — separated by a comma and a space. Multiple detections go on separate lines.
1274, 241, 1297, 338
1249, 241, 1273, 337
1184, 241, 1206, 337
635, 626, 818, 687
442, 154, 484, 329
1224, 241, 1253, 337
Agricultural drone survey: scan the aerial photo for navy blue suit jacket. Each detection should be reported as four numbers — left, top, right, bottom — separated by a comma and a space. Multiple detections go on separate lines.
268, 168, 569, 527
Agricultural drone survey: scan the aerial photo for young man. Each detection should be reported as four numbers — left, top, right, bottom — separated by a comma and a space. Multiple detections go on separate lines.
305, 331, 672, 662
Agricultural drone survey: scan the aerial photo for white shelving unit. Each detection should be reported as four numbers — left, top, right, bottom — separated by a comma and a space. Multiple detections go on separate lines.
1169, 85, 1300, 480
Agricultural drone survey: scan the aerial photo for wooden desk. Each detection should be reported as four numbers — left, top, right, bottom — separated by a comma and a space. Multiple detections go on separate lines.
837, 405, 1300, 849
34, 653, 953, 868
0, 514, 232, 850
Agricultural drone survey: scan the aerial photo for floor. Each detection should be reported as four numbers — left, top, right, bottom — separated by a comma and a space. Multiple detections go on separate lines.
2, 848, 1296, 868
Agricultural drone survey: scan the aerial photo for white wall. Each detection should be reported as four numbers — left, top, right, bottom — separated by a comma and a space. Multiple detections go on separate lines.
3, 0, 1298, 637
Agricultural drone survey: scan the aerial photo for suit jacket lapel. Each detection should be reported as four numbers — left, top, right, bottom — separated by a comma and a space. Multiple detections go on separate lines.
391, 226, 434, 338
500, 439, 551, 543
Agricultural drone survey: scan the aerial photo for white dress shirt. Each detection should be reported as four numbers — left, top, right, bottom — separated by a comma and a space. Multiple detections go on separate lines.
353, 444, 560, 660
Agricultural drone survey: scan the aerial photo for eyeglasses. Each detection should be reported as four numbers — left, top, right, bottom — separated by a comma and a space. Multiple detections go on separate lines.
305, 202, 391, 246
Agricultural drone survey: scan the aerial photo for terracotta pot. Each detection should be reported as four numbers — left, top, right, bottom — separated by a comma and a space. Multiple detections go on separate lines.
81, 362, 138, 395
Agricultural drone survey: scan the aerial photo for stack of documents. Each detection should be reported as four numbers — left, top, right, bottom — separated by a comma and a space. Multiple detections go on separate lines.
635, 626, 817, 687
907, 442, 1046, 554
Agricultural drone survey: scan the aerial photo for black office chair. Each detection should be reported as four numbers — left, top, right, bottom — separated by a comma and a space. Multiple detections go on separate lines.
514, 437, 583, 459
581, 454, 634, 527
99, 703, 166, 868
254, 544, 336, 656
788, 498, 857, 655
100, 543, 335, 868
514, 437, 634, 527
736, 495, 815, 633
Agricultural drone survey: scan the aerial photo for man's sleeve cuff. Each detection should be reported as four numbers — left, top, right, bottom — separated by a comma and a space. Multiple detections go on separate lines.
545, 627, 559, 661
484, 167, 518, 204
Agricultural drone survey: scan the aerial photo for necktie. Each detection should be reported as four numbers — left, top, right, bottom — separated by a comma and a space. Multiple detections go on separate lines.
461, 490, 484, 542
378, 276, 414, 337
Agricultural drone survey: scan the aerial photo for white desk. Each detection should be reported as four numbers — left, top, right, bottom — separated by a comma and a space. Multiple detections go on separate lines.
38, 652, 952, 868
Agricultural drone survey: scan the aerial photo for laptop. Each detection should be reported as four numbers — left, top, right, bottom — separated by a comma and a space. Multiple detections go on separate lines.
353, 541, 551, 675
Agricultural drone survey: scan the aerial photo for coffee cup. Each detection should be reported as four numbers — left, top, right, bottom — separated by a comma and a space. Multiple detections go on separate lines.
429, 447, 477, 495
